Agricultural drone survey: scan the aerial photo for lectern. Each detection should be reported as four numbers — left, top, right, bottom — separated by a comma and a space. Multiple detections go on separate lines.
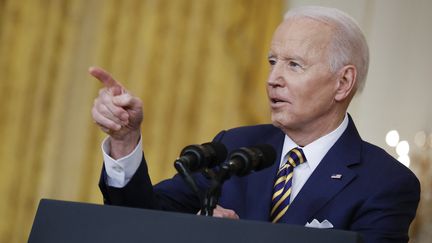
28, 199, 363, 243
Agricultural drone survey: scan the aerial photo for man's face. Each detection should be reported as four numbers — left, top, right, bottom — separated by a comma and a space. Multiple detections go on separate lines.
267, 18, 340, 133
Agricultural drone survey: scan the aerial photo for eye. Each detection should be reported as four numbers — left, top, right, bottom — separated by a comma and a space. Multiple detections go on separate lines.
288, 61, 302, 69
268, 58, 276, 66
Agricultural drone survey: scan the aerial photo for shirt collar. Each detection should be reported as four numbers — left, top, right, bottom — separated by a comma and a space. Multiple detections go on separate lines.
279, 114, 349, 170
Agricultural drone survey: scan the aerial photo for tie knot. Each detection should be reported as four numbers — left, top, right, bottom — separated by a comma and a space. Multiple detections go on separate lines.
286, 147, 306, 168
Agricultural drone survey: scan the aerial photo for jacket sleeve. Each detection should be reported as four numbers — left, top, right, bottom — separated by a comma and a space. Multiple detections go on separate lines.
98, 130, 227, 213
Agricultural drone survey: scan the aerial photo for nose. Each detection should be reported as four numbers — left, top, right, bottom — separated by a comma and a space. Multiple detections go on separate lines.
267, 62, 285, 88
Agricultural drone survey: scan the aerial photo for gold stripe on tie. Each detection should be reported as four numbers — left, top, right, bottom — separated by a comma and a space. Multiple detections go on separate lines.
283, 172, 293, 184
293, 149, 304, 163
272, 173, 293, 200
270, 187, 292, 215
273, 171, 293, 188
276, 163, 289, 176
288, 157, 296, 167
272, 204, 290, 223
272, 188, 283, 200
273, 165, 289, 186
273, 177, 285, 188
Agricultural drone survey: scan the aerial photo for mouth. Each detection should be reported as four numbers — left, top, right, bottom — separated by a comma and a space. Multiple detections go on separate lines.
269, 97, 290, 109
269, 96, 290, 104
267, 88, 291, 107
270, 98, 284, 104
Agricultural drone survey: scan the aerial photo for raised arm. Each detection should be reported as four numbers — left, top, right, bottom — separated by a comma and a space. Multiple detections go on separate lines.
90, 66, 143, 158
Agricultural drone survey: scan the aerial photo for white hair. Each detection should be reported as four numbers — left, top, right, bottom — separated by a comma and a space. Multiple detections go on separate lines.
284, 6, 369, 92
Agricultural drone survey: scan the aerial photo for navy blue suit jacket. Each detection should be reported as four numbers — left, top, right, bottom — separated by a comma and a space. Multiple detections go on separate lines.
100, 117, 420, 243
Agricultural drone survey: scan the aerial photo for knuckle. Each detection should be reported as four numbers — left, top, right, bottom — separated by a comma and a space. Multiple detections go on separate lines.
135, 98, 143, 107
104, 120, 118, 130
98, 104, 108, 114
91, 107, 98, 119
100, 93, 112, 104
110, 105, 123, 114
98, 88, 107, 95
111, 109, 121, 117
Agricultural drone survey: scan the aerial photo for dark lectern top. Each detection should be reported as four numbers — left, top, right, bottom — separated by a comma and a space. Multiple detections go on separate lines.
28, 199, 363, 243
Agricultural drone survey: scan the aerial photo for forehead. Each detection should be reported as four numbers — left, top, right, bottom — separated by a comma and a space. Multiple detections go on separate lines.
270, 18, 334, 60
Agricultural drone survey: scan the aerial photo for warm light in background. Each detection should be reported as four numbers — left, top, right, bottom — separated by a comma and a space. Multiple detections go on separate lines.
386, 130, 400, 147
396, 140, 410, 156
386, 130, 411, 168
397, 155, 411, 167
396, 140, 410, 167
429, 133, 432, 149
414, 131, 426, 147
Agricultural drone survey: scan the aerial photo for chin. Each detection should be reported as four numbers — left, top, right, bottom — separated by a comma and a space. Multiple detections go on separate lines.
271, 113, 287, 129
271, 112, 299, 132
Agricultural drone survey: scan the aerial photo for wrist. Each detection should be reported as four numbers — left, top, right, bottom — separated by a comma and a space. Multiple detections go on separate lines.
109, 130, 141, 159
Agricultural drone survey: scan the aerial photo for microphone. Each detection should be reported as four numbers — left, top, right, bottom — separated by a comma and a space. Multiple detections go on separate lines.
221, 144, 276, 177
175, 142, 228, 172
174, 142, 227, 197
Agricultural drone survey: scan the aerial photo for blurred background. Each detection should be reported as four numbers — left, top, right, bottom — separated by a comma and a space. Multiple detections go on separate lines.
0, 0, 431, 242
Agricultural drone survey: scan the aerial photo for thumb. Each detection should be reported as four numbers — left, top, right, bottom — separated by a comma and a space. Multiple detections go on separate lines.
109, 86, 123, 96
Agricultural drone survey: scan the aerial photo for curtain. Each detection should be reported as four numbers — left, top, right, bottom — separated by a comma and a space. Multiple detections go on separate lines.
0, 0, 283, 242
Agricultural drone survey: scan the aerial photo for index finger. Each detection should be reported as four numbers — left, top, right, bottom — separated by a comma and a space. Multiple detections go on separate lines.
89, 66, 123, 88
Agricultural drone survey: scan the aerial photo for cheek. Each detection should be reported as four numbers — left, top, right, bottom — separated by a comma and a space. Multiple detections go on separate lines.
292, 80, 336, 111
315, 79, 337, 100
305, 85, 336, 114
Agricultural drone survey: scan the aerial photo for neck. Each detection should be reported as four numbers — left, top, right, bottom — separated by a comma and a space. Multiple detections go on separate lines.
283, 110, 346, 147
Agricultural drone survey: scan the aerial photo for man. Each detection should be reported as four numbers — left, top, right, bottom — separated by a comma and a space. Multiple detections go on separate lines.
91, 6, 420, 243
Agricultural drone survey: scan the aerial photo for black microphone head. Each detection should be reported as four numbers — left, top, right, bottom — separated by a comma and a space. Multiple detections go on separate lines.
227, 144, 276, 176
179, 145, 203, 171
249, 144, 277, 171
179, 142, 227, 171
201, 142, 228, 167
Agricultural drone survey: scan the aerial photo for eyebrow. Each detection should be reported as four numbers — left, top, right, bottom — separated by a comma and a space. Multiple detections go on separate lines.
268, 53, 306, 64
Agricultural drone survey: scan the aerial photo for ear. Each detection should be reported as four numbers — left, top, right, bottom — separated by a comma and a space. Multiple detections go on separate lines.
335, 65, 357, 101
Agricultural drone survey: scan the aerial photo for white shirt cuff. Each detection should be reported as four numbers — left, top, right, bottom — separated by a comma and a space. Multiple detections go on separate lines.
102, 135, 143, 188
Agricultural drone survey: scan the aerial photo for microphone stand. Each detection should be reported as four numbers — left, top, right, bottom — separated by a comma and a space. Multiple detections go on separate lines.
200, 184, 220, 216
175, 160, 233, 217
175, 159, 222, 216
200, 165, 232, 216
174, 161, 203, 204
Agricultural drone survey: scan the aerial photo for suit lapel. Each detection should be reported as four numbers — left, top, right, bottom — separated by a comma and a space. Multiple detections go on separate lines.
281, 116, 363, 224
245, 128, 285, 221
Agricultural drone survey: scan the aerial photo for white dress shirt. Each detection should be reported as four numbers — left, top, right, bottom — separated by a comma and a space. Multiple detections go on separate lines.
280, 114, 348, 203
103, 114, 349, 193
102, 136, 143, 187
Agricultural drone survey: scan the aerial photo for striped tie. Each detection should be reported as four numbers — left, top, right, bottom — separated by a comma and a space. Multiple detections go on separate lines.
269, 147, 306, 223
